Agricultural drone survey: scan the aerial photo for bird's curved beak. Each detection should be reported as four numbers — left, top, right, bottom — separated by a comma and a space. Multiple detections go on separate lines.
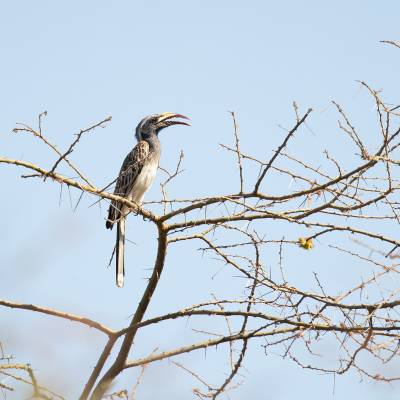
157, 112, 191, 127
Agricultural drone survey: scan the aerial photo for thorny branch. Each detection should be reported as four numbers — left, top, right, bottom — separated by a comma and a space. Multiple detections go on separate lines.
2, 45, 400, 398
0, 353, 64, 399
46, 116, 112, 179
229, 111, 244, 194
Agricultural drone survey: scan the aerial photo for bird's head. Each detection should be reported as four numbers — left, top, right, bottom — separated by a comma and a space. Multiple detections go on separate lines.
135, 112, 190, 141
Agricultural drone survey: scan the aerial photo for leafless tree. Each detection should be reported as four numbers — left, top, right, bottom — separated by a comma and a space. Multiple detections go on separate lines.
2, 41, 400, 399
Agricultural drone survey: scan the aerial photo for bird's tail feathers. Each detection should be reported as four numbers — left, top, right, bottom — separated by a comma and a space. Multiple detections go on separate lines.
106, 201, 120, 230
116, 219, 125, 287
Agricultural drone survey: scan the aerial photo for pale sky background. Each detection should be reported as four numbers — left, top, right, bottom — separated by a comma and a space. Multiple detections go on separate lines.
1, 1, 400, 399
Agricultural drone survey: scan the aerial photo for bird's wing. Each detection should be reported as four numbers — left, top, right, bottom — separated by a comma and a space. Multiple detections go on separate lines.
106, 140, 150, 228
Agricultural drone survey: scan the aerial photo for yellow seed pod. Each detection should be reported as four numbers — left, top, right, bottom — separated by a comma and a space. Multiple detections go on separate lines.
298, 237, 313, 250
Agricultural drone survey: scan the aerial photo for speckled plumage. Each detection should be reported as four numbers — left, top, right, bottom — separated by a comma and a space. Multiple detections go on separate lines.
106, 140, 160, 229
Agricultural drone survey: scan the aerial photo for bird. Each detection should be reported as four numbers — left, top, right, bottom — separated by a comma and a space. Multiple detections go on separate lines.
106, 112, 190, 287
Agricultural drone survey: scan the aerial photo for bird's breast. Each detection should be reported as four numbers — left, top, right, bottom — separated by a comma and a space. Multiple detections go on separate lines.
129, 158, 159, 204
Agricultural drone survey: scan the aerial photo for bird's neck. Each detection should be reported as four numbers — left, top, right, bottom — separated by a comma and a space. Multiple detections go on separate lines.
145, 133, 161, 151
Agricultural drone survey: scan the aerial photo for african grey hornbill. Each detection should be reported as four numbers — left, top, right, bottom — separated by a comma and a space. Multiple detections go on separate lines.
106, 113, 190, 287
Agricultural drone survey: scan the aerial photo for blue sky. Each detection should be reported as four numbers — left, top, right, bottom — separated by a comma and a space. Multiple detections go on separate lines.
1, 1, 400, 399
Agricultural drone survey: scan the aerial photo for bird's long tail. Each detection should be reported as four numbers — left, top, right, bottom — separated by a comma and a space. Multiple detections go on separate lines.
116, 219, 125, 287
